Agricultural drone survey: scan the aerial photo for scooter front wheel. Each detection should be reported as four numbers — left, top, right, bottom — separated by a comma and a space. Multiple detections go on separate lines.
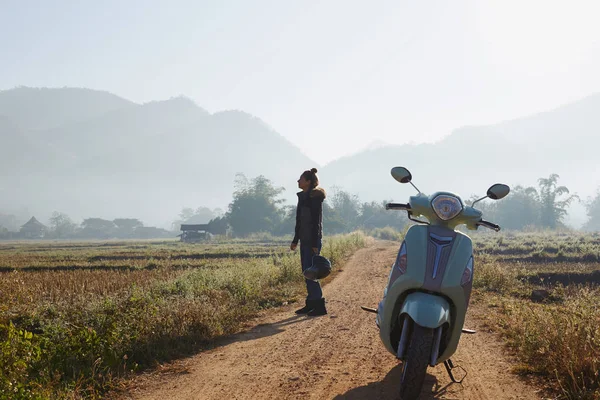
399, 323, 434, 400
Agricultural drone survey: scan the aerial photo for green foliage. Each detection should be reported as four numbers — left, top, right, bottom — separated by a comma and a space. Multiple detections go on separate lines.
537, 174, 579, 229
322, 202, 349, 234
328, 186, 361, 230
0, 322, 46, 400
475, 174, 578, 231
321, 231, 371, 268
473, 256, 524, 294
80, 218, 116, 239
226, 174, 285, 237
360, 200, 407, 231
48, 212, 78, 239
173, 207, 222, 230
369, 226, 404, 241
207, 216, 228, 236
583, 189, 600, 232
113, 218, 143, 237
493, 185, 541, 230
321, 190, 407, 235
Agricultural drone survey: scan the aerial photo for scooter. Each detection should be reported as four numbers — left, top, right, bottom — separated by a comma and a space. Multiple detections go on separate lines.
363, 166, 509, 399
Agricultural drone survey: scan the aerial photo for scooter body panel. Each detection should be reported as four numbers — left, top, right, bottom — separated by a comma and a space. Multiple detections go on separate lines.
378, 224, 474, 364
399, 292, 451, 329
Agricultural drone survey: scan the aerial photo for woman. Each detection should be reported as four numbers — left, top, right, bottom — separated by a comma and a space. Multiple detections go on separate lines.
290, 167, 327, 316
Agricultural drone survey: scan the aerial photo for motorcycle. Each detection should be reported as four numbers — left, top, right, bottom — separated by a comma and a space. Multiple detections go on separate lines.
362, 166, 510, 399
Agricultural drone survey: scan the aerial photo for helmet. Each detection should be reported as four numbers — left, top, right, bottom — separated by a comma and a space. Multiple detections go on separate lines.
303, 255, 332, 281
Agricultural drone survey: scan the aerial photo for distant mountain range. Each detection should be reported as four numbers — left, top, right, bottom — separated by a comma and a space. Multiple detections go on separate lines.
0, 87, 315, 226
1, 87, 598, 227
320, 93, 600, 227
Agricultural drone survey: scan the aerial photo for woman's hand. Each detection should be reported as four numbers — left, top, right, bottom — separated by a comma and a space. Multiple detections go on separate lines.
312, 247, 319, 255
290, 242, 297, 251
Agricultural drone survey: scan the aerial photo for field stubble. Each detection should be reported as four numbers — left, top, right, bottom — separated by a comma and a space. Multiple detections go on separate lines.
0, 233, 371, 399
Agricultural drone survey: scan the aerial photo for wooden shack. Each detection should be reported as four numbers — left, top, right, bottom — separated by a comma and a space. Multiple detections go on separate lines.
179, 224, 211, 243
20, 216, 47, 239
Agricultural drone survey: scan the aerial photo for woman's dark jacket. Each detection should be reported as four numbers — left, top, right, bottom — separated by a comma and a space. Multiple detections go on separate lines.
292, 187, 326, 248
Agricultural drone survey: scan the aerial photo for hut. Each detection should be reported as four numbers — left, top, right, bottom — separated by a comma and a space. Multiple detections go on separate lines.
20, 217, 47, 239
179, 224, 211, 243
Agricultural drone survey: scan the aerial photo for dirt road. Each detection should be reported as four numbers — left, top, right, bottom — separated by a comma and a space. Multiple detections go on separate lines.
120, 242, 541, 400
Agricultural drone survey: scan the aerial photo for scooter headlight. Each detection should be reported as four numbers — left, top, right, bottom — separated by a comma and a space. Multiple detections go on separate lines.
432, 195, 463, 221
460, 256, 474, 286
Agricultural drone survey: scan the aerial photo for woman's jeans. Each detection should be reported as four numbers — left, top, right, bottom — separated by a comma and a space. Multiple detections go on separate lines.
300, 241, 323, 300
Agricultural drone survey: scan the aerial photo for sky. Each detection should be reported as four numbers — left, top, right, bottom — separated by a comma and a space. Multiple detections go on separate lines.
1, 0, 599, 164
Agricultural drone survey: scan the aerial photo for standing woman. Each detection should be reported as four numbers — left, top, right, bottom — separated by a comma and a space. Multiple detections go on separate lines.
290, 168, 327, 316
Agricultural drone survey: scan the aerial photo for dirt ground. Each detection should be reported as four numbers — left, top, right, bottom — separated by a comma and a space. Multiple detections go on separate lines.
117, 242, 543, 400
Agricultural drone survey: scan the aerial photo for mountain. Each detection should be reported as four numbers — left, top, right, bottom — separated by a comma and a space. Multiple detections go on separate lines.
321, 94, 600, 226
0, 87, 316, 226
2, 86, 597, 228
0, 87, 136, 130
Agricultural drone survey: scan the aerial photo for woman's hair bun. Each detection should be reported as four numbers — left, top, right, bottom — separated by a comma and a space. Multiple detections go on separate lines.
310, 168, 318, 174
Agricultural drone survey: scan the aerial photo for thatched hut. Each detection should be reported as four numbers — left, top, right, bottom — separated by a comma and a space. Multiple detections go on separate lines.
20, 216, 47, 239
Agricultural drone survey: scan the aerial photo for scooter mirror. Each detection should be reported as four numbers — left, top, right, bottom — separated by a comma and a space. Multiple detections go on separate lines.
391, 167, 412, 184
487, 184, 510, 200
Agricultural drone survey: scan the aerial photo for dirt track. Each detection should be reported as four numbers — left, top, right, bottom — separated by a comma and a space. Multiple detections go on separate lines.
119, 242, 541, 400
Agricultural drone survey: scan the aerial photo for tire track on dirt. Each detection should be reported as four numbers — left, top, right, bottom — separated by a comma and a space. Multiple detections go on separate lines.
118, 242, 541, 400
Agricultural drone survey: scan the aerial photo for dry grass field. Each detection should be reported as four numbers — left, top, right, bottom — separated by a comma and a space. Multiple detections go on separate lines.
0, 233, 370, 399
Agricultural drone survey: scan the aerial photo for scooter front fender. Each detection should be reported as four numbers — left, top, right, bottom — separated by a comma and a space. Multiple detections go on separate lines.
400, 292, 451, 329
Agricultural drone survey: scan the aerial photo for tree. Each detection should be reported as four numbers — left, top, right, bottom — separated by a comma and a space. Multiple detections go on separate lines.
185, 207, 216, 224
0, 213, 19, 231
537, 174, 578, 229
483, 175, 577, 231
323, 201, 350, 234
583, 189, 600, 231
486, 186, 539, 230
328, 186, 361, 231
178, 208, 195, 223
113, 218, 143, 238
49, 212, 77, 238
274, 205, 296, 237
226, 174, 285, 236
172, 207, 220, 230
208, 216, 229, 236
359, 200, 408, 230
80, 218, 116, 239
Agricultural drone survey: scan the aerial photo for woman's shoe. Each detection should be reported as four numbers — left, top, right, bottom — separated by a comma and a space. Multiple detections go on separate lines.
295, 299, 315, 314
307, 298, 327, 316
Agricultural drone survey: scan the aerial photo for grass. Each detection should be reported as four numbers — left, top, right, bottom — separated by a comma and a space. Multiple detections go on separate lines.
3, 228, 598, 399
472, 231, 600, 399
367, 226, 406, 241
0, 232, 371, 399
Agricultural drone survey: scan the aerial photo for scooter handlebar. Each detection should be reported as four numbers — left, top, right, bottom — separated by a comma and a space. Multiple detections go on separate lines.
477, 220, 501, 232
385, 203, 411, 211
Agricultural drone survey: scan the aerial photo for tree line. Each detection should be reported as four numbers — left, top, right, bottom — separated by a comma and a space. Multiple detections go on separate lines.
184, 173, 600, 236
472, 174, 594, 231
1, 172, 599, 240
0, 214, 173, 240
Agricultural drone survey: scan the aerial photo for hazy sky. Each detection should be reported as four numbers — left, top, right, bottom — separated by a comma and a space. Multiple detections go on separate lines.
1, 0, 599, 164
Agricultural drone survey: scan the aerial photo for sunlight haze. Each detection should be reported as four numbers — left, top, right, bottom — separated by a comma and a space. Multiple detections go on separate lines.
2, 0, 599, 164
